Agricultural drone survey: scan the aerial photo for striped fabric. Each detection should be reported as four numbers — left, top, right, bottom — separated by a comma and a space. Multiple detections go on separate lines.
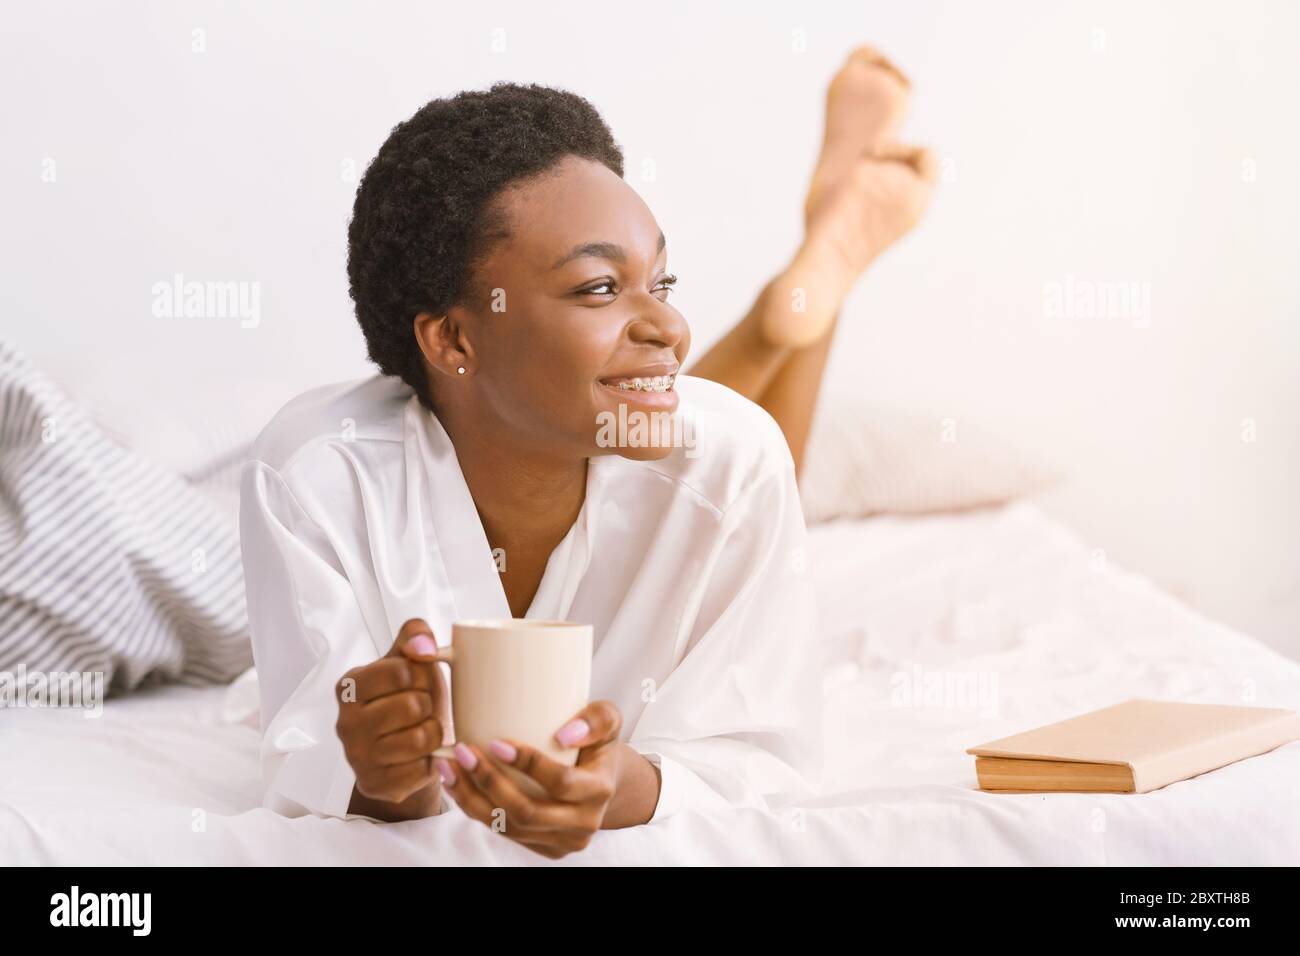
0, 341, 251, 692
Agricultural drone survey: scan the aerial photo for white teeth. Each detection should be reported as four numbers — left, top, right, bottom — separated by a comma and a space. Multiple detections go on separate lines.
615, 375, 675, 393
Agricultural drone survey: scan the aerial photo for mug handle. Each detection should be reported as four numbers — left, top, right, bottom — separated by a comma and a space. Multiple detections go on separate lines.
428, 646, 457, 760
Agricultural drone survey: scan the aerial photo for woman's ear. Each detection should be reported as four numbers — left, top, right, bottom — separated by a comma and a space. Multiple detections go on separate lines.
414, 308, 475, 378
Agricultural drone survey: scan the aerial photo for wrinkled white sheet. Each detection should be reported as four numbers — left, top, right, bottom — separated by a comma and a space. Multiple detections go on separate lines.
4, 502, 1299, 865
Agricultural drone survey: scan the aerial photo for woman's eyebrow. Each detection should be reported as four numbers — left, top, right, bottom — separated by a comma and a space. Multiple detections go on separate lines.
550, 232, 666, 270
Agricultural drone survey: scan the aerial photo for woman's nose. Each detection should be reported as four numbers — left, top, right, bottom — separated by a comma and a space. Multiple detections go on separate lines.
626, 296, 688, 351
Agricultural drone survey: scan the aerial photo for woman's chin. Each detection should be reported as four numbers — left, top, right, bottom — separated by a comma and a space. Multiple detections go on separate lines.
591, 387, 685, 462
609, 443, 678, 462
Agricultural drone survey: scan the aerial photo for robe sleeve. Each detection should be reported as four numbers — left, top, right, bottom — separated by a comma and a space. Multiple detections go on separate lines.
628, 455, 824, 822
239, 459, 392, 821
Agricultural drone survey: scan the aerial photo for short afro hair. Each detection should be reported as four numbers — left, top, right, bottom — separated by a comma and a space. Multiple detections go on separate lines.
346, 82, 625, 400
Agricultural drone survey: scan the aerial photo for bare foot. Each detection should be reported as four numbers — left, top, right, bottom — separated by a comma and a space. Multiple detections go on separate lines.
759, 46, 935, 350
805, 46, 912, 230
764, 145, 937, 350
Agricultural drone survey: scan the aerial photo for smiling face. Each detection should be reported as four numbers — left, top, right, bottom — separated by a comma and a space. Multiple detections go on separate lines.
419, 155, 691, 462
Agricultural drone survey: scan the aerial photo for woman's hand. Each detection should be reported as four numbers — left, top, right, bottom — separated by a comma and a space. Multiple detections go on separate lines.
437, 700, 628, 859
336, 618, 450, 817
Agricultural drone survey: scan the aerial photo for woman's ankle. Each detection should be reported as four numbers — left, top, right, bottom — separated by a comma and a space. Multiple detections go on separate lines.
757, 248, 855, 350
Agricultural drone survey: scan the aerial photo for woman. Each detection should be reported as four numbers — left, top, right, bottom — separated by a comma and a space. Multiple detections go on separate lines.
240, 47, 932, 859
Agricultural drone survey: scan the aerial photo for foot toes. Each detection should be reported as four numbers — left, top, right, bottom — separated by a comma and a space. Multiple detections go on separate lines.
870, 142, 937, 180
846, 44, 911, 89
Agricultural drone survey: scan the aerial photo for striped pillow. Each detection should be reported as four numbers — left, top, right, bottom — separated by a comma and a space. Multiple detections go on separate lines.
0, 340, 251, 693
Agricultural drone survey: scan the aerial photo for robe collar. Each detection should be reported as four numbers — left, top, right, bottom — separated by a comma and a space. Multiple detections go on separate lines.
406, 397, 604, 642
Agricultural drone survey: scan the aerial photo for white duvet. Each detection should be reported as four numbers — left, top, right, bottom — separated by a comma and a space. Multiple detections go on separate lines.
4, 502, 1299, 865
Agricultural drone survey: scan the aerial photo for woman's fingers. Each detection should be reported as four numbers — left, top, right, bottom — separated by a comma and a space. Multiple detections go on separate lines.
496, 740, 611, 804
359, 689, 434, 737
389, 618, 438, 659
517, 833, 592, 859
338, 656, 435, 705
439, 758, 503, 826
438, 699, 627, 856
442, 744, 599, 840
389, 618, 448, 689
446, 744, 588, 832
371, 717, 442, 766
554, 699, 622, 750
355, 755, 434, 804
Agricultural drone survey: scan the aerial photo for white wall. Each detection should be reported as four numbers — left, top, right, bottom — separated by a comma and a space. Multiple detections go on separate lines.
2, 1, 1296, 654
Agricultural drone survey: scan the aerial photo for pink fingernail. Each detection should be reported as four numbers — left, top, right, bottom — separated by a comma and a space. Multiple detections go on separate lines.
555, 719, 589, 747
454, 742, 477, 770
489, 739, 517, 763
407, 635, 436, 657
435, 758, 456, 786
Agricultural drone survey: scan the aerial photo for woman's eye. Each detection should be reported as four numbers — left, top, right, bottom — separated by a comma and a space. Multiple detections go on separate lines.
653, 274, 679, 297
578, 274, 677, 299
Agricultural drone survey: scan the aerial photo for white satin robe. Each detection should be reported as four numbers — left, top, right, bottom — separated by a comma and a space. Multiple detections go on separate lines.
238, 373, 822, 823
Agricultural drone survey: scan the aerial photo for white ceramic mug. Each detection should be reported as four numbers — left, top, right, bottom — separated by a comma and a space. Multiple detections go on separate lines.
431, 619, 592, 798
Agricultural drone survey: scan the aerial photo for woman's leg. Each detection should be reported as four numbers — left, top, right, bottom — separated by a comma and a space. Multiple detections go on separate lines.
689, 46, 934, 475
687, 274, 839, 477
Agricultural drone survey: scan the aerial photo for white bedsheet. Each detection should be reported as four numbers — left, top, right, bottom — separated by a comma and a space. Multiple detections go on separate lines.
4, 502, 1299, 865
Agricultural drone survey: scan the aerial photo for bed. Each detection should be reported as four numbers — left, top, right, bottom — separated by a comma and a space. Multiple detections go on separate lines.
4, 500, 1298, 865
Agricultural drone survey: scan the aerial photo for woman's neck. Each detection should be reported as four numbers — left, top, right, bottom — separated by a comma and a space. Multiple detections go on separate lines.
434, 404, 588, 552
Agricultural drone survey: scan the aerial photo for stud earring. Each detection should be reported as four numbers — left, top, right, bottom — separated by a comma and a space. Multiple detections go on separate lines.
456, 366, 466, 375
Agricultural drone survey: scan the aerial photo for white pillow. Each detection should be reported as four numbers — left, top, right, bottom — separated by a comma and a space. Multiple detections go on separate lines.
798, 396, 1060, 523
